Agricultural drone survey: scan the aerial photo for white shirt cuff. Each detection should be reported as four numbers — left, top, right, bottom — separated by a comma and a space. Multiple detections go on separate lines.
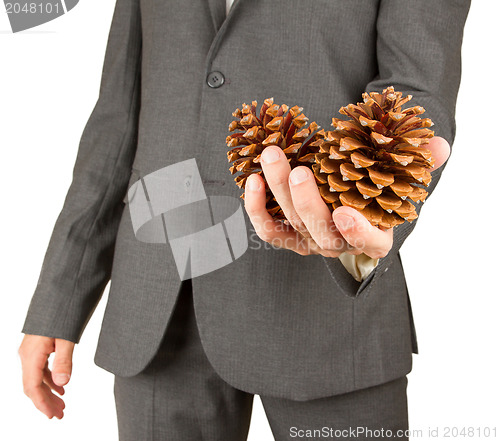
338, 252, 379, 282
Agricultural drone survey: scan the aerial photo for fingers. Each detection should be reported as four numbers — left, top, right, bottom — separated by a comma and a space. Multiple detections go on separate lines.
259, 147, 350, 256
19, 335, 66, 419
332, 206, 393, 259
260, 146, 310, 236
427, 136, 451, 171
244, 174, 301, 246
248, 146, 398, 258
288, 166, 349, 256
43, 360, 65, 396
52, 338, 75, 387
29, 382, 66, 419
21, 348, 46, 400
244, 174, 327, 256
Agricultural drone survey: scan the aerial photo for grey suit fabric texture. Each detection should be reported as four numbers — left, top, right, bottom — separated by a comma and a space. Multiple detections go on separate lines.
114, 279, 409, 441
22, 0, 470, 401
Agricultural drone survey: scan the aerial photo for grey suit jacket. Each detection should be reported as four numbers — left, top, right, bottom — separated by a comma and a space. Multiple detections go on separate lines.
22, 0, 470, 400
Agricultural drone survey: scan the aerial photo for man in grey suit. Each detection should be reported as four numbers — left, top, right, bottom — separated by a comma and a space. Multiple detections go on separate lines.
18, 0, 470, 439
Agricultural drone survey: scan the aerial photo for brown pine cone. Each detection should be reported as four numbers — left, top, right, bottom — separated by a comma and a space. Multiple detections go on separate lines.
226, 97, 323, 220
313, 86, 435, 229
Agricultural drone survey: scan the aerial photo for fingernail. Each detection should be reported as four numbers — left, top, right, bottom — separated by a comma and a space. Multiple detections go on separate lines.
261, 148, 280, 164
289, 168, 309, 185
54, 373, 70, 383
245, 176, 261, 191
334, 214, 354, 230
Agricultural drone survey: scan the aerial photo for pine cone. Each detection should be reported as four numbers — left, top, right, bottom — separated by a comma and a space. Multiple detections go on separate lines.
226, 98, 323, 220
313, 86, 435, 229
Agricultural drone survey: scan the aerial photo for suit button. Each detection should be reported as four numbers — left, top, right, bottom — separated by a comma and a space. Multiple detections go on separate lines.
207, 71, 225, 88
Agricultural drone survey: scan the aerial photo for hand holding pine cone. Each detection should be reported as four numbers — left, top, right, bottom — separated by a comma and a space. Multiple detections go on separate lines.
226, 87, 435, 230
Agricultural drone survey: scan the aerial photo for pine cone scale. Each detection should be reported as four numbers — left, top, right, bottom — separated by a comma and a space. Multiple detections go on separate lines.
312, 86, 434, 228
227, 98, 322, 220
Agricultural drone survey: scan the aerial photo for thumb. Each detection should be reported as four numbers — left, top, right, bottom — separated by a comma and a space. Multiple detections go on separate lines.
332, 205, 393, 259
52, 338, 75, 386
427, 136, 451, 171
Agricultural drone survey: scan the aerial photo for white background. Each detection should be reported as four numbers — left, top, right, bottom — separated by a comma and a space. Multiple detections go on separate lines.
1, 1, 499, 440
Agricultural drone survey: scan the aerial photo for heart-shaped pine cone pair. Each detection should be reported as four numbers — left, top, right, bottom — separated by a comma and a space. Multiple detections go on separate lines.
226, 87, 435, 229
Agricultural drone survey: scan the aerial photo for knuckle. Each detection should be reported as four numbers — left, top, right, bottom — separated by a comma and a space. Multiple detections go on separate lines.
244, 203, 257, 217
320, 235, 345, 252
18, 344, 29, 358
288, 216, 306, 232
349, 233, 368, 250
255, 220, 277, 243
346, 244, 363, 255
293, 198, 312, 213
54, 358, 72, 369
36, 397, 48, 408
318, 237, 334, 251
269, 174, 288, 188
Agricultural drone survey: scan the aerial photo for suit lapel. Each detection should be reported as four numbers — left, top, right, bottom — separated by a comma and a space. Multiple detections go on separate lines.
207, 0, 227, 33
204, 0, 243, 68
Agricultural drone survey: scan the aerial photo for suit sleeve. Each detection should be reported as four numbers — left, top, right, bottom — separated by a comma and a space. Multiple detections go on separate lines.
21, 0, 142, 343
361, 0, 470, 287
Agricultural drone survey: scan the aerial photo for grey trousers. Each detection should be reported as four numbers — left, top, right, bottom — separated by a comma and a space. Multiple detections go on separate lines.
113, 280, 409, 441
